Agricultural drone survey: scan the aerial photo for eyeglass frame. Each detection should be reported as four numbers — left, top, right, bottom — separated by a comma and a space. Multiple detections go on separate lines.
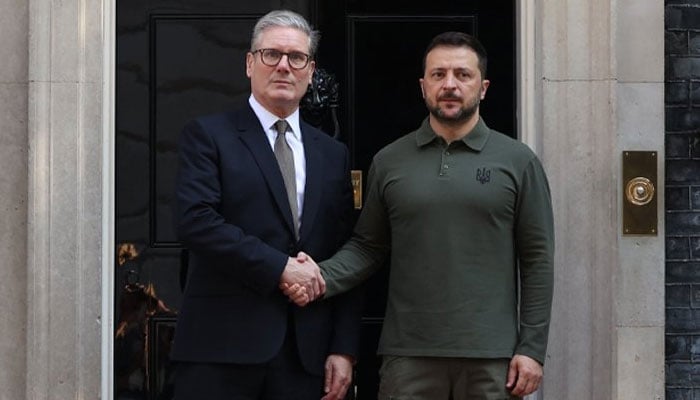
251, 48, 312, 70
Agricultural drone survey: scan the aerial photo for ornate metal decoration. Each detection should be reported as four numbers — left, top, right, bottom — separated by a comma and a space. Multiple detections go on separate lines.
301, 67, 341, 139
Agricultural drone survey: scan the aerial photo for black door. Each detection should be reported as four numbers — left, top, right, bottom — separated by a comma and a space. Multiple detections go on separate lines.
115, 1, 514, 399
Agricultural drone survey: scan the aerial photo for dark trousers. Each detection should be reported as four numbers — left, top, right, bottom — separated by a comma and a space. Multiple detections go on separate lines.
173, 325, 323, 400
378, 356, 520, 400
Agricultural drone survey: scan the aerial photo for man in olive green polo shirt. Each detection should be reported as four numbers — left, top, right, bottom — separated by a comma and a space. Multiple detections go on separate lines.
283, 31, 554, 399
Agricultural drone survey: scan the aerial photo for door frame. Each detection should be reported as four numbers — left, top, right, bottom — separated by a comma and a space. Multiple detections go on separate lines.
100, 0, 537, 397
101, 0, 117, 398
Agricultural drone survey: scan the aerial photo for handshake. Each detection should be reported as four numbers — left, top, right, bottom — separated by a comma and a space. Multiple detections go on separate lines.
279, 252, 323, 306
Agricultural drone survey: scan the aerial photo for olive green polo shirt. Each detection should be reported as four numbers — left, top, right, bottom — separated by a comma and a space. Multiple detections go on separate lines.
320, 117, 554, 364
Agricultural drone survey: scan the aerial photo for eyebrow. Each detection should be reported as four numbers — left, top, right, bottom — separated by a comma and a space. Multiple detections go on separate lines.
428, 67, 472, 73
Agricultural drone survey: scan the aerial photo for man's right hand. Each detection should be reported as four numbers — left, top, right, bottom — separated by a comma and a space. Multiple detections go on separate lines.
279, 254, 325, 303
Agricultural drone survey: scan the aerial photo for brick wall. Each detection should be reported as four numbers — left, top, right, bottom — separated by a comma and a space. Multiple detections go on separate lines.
666, 2, 700, 399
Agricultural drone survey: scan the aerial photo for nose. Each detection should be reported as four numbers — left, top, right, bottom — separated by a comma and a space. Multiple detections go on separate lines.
276, 54, 291, 70
443, 72, 457, 88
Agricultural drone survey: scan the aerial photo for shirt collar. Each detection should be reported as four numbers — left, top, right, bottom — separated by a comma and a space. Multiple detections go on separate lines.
415, 117, 491, 151
248, 95, 302, 141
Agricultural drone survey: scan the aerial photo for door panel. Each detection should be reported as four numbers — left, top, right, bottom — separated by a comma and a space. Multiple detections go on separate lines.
116, 1, 514, 399
152, 16, 256, 245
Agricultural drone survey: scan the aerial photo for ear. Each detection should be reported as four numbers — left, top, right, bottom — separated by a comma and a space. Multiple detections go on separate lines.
245, 52, 253, 78
308, 60, 316, 84
480, 79, 490, 100
419, 78, 426, 98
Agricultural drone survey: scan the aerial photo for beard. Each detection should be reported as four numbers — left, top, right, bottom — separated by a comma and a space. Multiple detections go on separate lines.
426, 90, 480, 126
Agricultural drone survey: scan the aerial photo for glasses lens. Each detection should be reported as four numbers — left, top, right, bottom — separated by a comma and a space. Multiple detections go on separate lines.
288, 52, 309, 69
261, 49, 282, 66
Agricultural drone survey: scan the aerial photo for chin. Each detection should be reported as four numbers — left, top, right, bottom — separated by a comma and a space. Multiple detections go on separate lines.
269, 90, 298, 100
439, 111, 462, 119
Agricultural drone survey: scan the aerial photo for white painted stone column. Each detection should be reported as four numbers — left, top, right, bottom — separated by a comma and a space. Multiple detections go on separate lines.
26, 0, 107, 398
534, 0, 665, 398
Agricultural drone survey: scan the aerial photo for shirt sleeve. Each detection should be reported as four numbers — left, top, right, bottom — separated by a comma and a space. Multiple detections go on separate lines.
513, 156, 555, 364
320, 159, 391, 297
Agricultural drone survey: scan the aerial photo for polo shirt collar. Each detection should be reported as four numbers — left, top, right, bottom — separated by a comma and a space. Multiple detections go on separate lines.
415, 117, 491, 151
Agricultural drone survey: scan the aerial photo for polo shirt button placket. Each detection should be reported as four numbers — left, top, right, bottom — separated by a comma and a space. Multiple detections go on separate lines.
440, 147, 451, 176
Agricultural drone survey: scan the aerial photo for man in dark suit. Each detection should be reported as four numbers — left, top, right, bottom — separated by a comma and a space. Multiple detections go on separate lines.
172, 9, 362, 400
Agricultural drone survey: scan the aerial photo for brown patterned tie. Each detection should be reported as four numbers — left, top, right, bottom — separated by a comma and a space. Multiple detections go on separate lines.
273, 119, 299, 238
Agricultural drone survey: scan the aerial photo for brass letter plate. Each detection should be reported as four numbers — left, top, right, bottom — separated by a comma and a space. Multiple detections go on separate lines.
351, 170, 362, 209
622, 151, 657, 235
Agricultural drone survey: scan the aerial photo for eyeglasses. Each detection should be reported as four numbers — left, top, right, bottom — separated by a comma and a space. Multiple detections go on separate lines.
252, 48, 311, 70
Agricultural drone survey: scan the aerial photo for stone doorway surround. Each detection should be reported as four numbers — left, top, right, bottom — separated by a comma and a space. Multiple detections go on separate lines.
23, 0, 114, 398
8, 0, 663, 398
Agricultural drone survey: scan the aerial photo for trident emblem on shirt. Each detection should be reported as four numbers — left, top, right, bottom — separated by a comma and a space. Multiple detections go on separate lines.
476, 167, 491, 184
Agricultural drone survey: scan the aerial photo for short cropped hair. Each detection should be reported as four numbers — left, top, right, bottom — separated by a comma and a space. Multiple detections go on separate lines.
251, 10, 320, 56
422, 31, 488, 78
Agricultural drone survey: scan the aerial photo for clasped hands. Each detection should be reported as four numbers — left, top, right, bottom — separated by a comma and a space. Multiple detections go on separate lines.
280, 255, 353, 400
279, 252, 321, 306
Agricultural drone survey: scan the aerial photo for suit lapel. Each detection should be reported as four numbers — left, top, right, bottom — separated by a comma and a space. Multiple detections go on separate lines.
298, 124, 322, 244
235, 106, 296, 237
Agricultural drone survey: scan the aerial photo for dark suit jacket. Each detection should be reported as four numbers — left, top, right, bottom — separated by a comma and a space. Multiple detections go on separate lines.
172, 103, 362, 375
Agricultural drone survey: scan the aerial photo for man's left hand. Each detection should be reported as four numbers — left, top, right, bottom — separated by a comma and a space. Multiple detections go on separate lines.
279, 255, 325, 301
321, 354, 354, 400
279, 283, 309, 305
505, 354, 543, 396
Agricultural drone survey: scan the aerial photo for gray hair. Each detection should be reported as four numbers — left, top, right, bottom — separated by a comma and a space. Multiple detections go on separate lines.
251, 10, 320, 56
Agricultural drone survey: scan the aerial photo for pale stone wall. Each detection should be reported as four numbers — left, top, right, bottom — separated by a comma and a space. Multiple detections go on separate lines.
538, 0, 665, 399
613, 1, 665, 398
0, 0, 28, 398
